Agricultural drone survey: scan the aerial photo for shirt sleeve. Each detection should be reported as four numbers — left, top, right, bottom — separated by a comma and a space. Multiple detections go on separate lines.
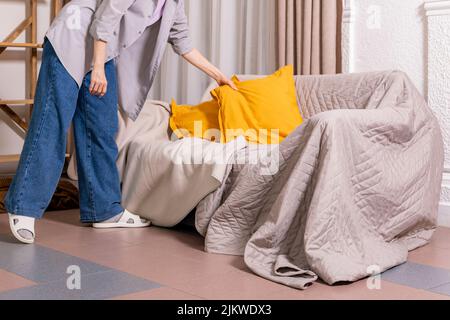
168, 0, 194, 56
89, 0, 136, 42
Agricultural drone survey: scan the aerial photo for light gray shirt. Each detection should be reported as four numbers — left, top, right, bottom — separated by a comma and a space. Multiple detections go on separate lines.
46, 0, 193, 120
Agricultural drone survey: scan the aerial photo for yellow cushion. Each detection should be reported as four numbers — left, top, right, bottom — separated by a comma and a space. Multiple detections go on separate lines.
211, 65, 303, 144
169, 99, 221, 142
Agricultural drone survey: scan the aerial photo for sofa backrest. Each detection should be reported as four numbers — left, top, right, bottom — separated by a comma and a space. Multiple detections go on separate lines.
201, 71, 395, 119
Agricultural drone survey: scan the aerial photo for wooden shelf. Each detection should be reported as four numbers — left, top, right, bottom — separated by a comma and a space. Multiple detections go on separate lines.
0, 155, 20, 164
0, 104, 28, 132
0, 154, 70, 164
0, 42, 42, 49
0, 99, 34, 105
0, 1, 72, 166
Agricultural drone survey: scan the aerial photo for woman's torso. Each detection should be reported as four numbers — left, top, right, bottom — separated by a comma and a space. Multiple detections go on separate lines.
46, 0, 161, 86
45, 0, 178, 120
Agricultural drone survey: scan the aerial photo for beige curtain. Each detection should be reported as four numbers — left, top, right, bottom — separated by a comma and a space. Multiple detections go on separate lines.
150, 0, 277, 105
277, 0, 342, 75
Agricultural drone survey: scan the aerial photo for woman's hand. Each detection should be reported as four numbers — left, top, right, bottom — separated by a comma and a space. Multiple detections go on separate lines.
216, 75, 238, 90
182, 48, 238, 90
90, 39, 108, 97
89, 64, 108, 97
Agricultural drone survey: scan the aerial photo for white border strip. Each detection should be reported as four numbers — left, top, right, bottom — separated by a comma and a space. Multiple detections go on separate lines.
439, 171, 450, 227
341, 0, 355, 73
425, 0, 450, 16
443, 170, 450, 181
439, 202, 450, 227
342, 0, 355, 23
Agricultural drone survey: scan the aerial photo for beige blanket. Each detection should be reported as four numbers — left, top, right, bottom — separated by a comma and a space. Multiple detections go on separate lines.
195, 71, 444, 289
69, 101, 247, 227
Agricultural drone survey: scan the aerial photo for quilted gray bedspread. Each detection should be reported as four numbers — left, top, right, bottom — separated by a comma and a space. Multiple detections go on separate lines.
195, 71, 444, 289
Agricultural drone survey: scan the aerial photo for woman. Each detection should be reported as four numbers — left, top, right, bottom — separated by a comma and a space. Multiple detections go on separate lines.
4, 0, 236, 244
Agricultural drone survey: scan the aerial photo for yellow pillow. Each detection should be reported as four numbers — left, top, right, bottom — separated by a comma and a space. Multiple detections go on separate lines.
169, 99, 221, 142
211, 65, 303, 144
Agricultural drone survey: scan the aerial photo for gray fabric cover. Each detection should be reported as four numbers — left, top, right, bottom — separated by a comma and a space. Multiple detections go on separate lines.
195, 70, 444, 289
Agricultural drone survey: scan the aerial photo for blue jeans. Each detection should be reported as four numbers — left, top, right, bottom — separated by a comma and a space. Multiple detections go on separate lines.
4, 40, 124, 223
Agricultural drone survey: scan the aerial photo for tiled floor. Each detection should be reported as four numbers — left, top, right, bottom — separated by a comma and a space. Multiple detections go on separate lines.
0, 210, 450, 300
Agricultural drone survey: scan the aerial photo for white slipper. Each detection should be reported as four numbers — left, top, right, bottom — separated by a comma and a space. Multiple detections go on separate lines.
8, 213, 35, 244
92, 210, 151, 229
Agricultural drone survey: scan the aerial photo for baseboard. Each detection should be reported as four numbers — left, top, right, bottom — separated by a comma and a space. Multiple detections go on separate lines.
438, 202, 450, 227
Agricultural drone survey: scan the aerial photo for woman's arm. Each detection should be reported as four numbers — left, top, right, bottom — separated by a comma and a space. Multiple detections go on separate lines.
89, 0, 135, 43
89, 40, 108, 97
169, 1, 235, 89
182, 49, 237, 90
88, 0, 135, 97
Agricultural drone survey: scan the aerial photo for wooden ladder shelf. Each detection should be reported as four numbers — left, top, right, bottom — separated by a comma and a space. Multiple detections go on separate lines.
0, 0, 68, 165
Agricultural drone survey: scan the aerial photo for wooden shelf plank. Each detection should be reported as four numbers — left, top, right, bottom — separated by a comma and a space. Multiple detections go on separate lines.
0, 155, 20, 164
3, 17, 32, 43
0, 42, 42, 49
0, 99, 33, 105
0, 154, 71, 164
0, 104, 28, 131
0, 17, 33, 55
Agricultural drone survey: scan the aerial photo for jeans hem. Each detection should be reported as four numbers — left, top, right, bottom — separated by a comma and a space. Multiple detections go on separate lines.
80, 205, 124, 223
4, 202, 43, 219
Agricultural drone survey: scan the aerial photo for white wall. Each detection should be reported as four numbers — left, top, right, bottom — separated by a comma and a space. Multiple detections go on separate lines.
425, 0, 450, 226
344, 0, 427, 95
343, 0, 450, 226
0, 0, 51, 155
